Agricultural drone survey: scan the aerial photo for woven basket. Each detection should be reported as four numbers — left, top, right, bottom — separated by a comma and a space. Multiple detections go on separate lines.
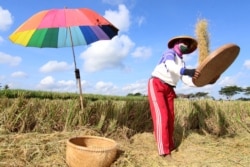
66, 136, 118, 167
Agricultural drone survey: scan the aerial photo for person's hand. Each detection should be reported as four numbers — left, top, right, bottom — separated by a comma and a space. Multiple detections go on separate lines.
183, 68, 196, 77
193, 70, 200, 80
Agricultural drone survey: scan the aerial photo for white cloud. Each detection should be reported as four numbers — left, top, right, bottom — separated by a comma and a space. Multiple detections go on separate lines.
81, 35, 135, 72
177, 82, 214, 94
135, 16, 145, 27
122, 79, 147, 95
11, 71, 28, 78
218, 76, 237, 86
0, 75, 5, 81
40, 76, 55, 86
37, 76, 85, 92
243, 60, 250, 69
104, 4, 130, 32
57, 80, 78, 90
183, 51, 198, 65
0, 52, 21, 66
131, 46, 152, 59
80, 5, 135, 73
39, 61, 73, 73
85, 80, 148, 96
94, 81, 118, 95
0, 6, 13, 31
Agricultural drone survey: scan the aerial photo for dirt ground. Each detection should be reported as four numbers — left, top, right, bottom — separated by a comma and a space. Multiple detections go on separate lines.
0, 129, 249, 167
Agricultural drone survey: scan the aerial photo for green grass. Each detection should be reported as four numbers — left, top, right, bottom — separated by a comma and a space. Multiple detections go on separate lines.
0, 89, 146, 101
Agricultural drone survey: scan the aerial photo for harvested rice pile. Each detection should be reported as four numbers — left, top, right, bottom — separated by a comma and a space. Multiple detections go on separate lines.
1, 127, 249, 167
195, 18, 210, 65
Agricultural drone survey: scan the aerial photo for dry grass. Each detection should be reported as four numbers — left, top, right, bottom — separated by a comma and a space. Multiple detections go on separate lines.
1, 98, 250, 166
0, 127, 100, 167
1, 128, 249, 167
116, 131, 250, 167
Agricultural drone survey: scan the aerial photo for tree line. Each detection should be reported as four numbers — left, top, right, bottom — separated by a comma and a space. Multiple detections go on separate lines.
1, 83, 250, 100
126, 85, 250, 100
178, 85, 250, 100
0, 83, 9, 90
219, 85, 250, 100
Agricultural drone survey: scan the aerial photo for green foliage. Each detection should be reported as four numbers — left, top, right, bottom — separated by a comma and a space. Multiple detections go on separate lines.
0, 84, 9, 90
4, 85, 9, 90
127, 92, 144, 97
244, 86, 250, 96
0, 89, 78, 99
219, 85, 243, 100
194, 92, 209, 98
0, 89, 147, 101
177, 92, 211, 99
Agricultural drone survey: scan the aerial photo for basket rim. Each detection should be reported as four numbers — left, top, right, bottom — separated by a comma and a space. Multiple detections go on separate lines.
67, 135, 118, 152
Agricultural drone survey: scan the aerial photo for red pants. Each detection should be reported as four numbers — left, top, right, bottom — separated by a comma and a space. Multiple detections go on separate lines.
148, 77, 176, 155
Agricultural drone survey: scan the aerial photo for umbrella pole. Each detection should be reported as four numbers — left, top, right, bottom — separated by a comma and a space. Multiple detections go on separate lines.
75, 69, 84, 110
69, 27, 84, 111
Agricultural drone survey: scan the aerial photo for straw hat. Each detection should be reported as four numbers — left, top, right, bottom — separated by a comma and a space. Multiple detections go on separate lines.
168, 36, 197, 54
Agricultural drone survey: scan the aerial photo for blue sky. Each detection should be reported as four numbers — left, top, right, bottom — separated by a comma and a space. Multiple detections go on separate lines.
0, 0, 249, 99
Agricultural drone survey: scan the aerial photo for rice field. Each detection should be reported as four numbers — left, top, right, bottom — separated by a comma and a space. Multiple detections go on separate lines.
0, 90, 250, 166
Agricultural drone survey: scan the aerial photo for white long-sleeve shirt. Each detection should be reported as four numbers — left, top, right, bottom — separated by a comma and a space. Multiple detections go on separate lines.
151, 49, 195, 87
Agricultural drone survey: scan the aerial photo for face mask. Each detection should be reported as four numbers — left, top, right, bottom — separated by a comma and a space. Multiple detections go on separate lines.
179, 43, 189, 54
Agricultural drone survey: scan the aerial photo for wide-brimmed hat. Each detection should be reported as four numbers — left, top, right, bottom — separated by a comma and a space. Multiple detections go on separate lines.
168, 36, 197, 54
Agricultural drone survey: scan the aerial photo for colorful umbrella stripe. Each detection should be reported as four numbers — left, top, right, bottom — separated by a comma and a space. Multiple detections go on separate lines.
9, 8, 119, 48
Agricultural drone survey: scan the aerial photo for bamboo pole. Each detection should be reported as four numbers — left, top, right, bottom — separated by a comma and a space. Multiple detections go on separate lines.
69, 27, 84, 111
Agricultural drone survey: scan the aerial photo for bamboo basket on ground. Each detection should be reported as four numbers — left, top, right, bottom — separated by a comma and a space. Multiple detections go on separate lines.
66, 136, 118, 167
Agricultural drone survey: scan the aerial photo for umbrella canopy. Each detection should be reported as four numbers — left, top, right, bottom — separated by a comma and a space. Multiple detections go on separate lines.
9, 8, 119, 110
9, 8, 119, 48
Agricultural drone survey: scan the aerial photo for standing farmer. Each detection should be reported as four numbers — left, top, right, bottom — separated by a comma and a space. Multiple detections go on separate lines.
148, 36, 199, 159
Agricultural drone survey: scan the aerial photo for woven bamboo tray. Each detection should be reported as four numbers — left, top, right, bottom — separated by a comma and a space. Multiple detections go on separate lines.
66, 136, 118, 167
193, 43, 240, 87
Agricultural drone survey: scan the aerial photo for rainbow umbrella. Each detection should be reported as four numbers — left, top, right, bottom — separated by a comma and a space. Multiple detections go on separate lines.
9, 8, 119, 109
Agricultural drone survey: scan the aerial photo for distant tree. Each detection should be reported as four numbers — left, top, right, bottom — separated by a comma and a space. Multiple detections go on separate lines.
4, 84, 9, 90
177, 93, 189, 98
194, 92, 209, 98
127, 92, 142, 96
237, 97, 250, 101
134, 92, 142, 96
243, 86, 250, 96
127, 93, 133, 96
219, 85, 243, 100
186, 93, 195, 98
